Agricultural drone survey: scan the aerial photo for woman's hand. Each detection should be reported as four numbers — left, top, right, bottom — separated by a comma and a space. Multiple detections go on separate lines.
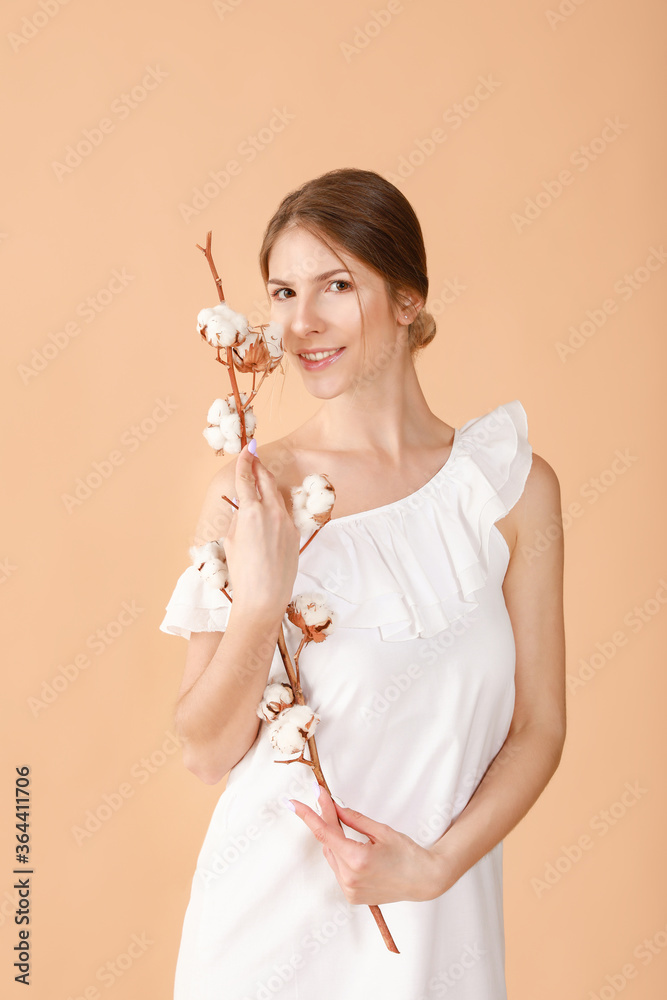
289, 785, 456, 905
222, 443, 302, 619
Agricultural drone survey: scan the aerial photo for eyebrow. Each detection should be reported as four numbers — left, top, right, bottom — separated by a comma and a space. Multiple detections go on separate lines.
266, 268, 350, 286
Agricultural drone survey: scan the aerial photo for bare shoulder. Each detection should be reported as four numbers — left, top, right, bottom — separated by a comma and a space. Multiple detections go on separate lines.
521, 451, 561, 510
191, 437, 302, 546
509, 450, 563, 558
192, 455, 241, 546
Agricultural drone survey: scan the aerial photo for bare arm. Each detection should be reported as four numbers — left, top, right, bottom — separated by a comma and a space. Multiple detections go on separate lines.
172, 445, 301, 785
429, 452, 567, 888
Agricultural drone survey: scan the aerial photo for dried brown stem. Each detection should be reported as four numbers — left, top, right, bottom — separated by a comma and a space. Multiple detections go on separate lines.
293, 635, 307, 688
196, 232, 398, 954
275, 624, 399, 953
299, 524, 324, 555
195, 231, 225, 302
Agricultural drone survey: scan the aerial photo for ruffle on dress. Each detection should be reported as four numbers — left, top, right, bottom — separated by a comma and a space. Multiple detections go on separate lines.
159, 399, 533, 642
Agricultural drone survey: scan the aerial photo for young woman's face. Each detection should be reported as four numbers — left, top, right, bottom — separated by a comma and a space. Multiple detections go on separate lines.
266, 226, 410, 400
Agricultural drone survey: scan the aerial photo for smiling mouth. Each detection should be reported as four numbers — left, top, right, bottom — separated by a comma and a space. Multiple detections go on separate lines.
299, 349, 342, 361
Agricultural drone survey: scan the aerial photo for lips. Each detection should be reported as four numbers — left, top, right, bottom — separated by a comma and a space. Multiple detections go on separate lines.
298, 347, 346, 371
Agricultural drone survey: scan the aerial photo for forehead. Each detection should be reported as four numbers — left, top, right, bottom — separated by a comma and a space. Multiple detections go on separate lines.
267, 226, 375, 284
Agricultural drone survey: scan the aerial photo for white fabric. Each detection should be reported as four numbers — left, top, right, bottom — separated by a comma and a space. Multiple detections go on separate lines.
159, 398, 533, 1000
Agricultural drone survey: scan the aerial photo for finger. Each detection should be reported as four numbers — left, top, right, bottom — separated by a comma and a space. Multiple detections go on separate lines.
332, 802, 388, 844
317, 785, 344, 829
234, 444, 260, 505
288, 800, 352, 853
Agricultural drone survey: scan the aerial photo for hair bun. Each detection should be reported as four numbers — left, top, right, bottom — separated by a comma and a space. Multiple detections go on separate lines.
409, 308, 436, 353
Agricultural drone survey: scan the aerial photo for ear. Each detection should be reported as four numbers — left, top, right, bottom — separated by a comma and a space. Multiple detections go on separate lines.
396, 294, 424, 326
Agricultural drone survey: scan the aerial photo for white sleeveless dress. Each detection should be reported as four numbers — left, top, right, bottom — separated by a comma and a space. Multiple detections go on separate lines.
159, 399, 533, 1000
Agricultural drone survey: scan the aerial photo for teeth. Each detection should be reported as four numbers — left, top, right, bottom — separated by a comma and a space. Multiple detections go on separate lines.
301, 349, 340, 361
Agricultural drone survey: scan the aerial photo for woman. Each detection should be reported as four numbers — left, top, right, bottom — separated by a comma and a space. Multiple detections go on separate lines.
160, 167, 566, 999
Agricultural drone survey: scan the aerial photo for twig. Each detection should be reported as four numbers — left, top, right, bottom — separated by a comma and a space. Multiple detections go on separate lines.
198, 231, 399, 955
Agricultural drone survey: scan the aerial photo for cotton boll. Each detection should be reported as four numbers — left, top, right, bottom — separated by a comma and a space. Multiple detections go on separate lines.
294, 593, 332, 629
203, 425, 226, 451
268, 705, 320, 755
305, 487, 335, 516
218, 412, 242, 437
206, 398, 231, 425
189, 540, 223, 566
197, 303, 249, 348
222, 431, 242, 454
244, 408, 257, 436
199, 557, 225, 581
256, 682, 294, 722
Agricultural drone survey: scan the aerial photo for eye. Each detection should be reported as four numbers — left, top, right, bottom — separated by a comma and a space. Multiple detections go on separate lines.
270, 279, 352, 300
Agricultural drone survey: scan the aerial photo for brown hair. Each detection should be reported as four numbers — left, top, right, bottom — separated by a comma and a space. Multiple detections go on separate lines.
257, 168, 436, 373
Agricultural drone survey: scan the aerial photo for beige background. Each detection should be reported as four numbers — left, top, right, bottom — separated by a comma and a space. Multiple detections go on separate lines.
2, 0, 666, 996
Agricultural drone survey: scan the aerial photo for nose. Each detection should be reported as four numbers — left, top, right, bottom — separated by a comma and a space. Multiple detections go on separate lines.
282, 289, 325, 345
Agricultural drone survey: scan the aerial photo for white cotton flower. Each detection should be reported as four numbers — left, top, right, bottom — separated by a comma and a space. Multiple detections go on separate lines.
189, 539, 231, 591
202, 424, 227, 451
232, 322, 284, 373
203, 392, 257, 455
189, 540, 223, 565
293, 594, 334, 630
268, 704, 320, 756
256, 682, 294, 722
286, 593, 335, 642
290, 473, 336, 536
206, 397, 231, 425
197, 303, 249, 349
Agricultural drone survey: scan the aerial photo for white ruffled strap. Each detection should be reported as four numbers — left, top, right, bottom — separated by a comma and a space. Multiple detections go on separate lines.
159, 565, 232, 639
159, 399, 532, 643
293, 398, 532, 642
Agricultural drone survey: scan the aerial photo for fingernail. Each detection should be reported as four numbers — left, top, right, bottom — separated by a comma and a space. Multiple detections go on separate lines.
331, 795, 346, 809
283, 799, 296, 812
311, 776, 321, 799
232, 496, 238, 505
248, 438, 257, 455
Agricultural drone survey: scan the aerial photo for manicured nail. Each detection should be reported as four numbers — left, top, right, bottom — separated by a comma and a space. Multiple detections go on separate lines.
248, 438, 257, 455
311, 776, 322, 800
283, 799, 296, 812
